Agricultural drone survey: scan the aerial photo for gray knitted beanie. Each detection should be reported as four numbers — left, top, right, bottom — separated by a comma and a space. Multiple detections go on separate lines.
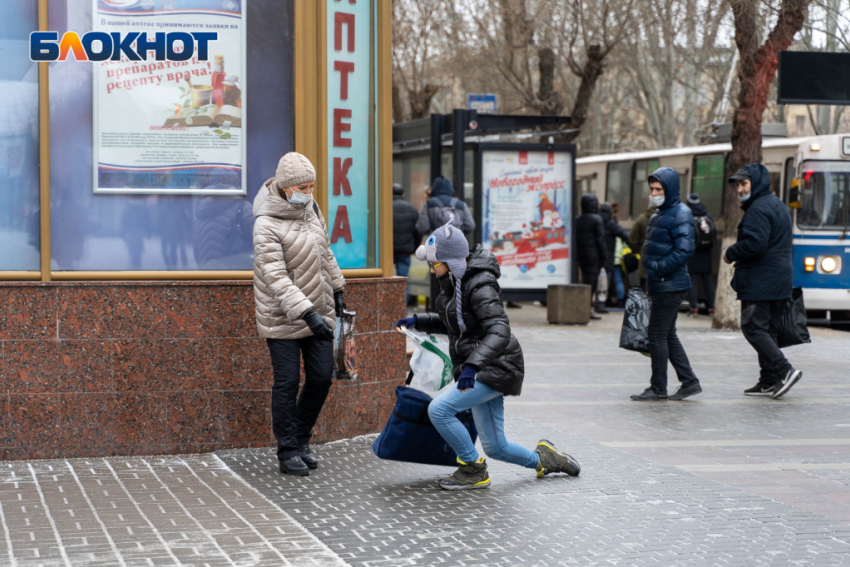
415, 223, 469, 332
275, 152, 316, 190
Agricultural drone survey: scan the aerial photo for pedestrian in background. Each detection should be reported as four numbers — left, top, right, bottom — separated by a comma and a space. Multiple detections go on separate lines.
392, 183, 420, 305
600, 202, 630, 307
629, 198, 657, 289
396, 224, 580, 490
724, 164, 802, 398
575, 194, 608, 318
632, 168, 702, 402
253, 152, 346, 477
685, 193, 717, 315
415, 177, 476, 237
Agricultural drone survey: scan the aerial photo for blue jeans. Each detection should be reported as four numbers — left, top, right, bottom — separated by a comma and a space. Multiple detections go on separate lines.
394, 254, 412, 297
428, 381, 539, 469
612, 266, 625, 301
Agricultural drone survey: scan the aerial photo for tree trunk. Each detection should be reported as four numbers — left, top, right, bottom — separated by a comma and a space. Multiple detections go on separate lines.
562, 45, 605, 144
816, 0, 839, 134
536, 46, 564, 115
392, 82, 405, 123
408, 84, 440, 120
713, 0, 811, 330
681, 0, 698, 147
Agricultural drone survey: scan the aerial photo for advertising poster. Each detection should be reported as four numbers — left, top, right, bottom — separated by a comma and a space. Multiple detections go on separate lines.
92, 0, 246, 195
481, 150, 572, 289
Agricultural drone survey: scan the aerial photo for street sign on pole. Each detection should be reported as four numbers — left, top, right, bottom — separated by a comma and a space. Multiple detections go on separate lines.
778, 51, 850, 105
467, 93, 497, 114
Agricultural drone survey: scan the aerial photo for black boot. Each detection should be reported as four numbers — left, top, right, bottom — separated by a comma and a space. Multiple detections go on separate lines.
279, 455, 310, 476
300, 444, 318, 470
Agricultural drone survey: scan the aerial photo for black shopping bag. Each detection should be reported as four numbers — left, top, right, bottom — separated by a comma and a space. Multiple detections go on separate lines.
620, 287, 651, 354
776, 287, 811, 349
372, 384, 478, 467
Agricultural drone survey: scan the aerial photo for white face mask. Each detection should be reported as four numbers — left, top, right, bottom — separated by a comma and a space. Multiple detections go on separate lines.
650, 194, 665, 208
287, 190, 312, 206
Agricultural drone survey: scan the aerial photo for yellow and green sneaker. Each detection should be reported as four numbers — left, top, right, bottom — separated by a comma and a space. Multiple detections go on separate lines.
439, 457, 491, 490
535, 440, 581, 478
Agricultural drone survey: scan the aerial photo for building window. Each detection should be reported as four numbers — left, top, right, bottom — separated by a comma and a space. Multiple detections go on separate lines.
691, 154, 725, 218
630, 159, 660, 219
606, 162, 632, 221
0, 0, 40, 271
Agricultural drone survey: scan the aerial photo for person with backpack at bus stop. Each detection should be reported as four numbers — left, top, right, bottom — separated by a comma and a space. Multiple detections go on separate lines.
415, 177, 476, 237
685, 193, 717, 315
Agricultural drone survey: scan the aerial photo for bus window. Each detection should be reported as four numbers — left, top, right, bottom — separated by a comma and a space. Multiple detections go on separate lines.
606, 162, 632, 221
630, 159, 660, 219
691, 154, 724, 218
783, 157, 795, 203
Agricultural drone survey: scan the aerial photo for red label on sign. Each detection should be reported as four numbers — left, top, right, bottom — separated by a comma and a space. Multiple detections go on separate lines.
519, 151, 528, 165
548, 152, 555, 165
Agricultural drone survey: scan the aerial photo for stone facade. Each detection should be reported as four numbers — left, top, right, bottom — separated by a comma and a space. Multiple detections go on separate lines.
0, 278, 407, 460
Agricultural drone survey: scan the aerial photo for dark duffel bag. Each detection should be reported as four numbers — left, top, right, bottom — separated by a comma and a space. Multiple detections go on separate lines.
620, 287, 651, 354
372, 381, 477, 467
777, 287, 811, 349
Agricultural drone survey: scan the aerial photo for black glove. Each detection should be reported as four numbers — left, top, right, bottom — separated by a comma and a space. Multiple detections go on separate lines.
303, 309, 334, 341
334, 290, 346, 318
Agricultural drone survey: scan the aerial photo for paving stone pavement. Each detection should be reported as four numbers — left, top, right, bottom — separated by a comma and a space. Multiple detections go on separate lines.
0, 454, 347, 566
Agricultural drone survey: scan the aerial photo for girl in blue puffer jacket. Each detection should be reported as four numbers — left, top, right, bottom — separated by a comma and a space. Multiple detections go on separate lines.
631, 167, 702, 402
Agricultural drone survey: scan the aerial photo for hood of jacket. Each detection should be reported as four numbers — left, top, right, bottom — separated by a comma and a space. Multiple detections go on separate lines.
687, 201, 708, 217
599, 202, 613, 223
580, 193, 599, 214
253, 178, 310, 220
465, 244, 501, 280
648, 167, 681, 211
430, 176, 455, 199
741, 163, 772, 210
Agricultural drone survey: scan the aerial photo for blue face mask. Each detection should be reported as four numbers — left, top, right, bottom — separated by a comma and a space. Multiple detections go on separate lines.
739, 193, 752, 203
287, 190, 313, 206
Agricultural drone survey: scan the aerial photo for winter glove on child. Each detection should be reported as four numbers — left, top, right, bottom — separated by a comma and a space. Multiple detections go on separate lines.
334, 290, 346, 318
303, 309, 334, 341
395, 316, 417, 330
457, 364, 479, 391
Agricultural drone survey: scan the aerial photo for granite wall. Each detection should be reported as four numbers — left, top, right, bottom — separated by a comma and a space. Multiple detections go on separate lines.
0, 278, 407, 460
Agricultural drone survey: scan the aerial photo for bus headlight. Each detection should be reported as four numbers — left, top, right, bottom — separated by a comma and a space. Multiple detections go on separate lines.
804, 257, 815, 272
820, 256, 840, 274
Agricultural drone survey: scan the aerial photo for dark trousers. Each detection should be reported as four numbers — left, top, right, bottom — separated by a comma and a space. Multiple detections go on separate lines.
394, 254, 412, 298
267, 337, 334, 460
688, 273, 716, 310
581, 267, 599, 306
648, 291, 698, 395
741, 301, 793, 387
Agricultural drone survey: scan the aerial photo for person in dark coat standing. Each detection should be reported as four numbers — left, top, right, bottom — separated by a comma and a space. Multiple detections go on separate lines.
575, 194, 608, 317
600, 203, 630, 307
629, 201, 657, 288
395, 224, 580, 490
685, 194, 716, 315
632, 167, 702, 402
415, 177, 476, 236
392, 183, 420, 302
724, 164, 801, 399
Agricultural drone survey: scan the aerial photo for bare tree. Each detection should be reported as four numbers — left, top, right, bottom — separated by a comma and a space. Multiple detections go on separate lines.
712, 0, 812, 330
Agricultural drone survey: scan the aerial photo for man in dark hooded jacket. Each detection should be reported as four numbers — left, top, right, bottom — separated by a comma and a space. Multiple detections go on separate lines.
575, 194, 608, 317
392, 183, 420, 303
724, 164, 801, 399
415, 177, 476, 237
685, 193, 716, 314
600, 203, 630, 307
632, 167, 702, 401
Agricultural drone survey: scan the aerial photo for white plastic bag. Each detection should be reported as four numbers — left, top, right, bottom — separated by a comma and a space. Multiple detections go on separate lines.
400, 327, 454, 396
597, 267, 609, 303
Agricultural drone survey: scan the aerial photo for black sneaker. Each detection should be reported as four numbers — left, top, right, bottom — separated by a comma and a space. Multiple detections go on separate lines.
630, 388, 667, 401
669, 383, 702, 401
535, 440, 580, 477
744, 383, 774, 396
300, 444, 318, 470
772, 369, 802, 399
279, 455, 310, 476
438, 458, 491, 490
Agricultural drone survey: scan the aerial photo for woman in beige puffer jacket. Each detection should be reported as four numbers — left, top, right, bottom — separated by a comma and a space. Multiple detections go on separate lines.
253, 152, 345, 477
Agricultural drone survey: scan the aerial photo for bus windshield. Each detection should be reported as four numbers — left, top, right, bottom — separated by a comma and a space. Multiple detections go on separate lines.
797, 161, 850, 230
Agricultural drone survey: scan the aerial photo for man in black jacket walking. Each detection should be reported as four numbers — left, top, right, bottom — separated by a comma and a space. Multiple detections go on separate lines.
575, 194, 607, 318
724, 164, 802, 399
392, 183, 420, 303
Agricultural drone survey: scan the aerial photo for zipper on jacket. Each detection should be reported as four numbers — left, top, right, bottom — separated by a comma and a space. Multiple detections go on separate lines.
304, 206, 329, 315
